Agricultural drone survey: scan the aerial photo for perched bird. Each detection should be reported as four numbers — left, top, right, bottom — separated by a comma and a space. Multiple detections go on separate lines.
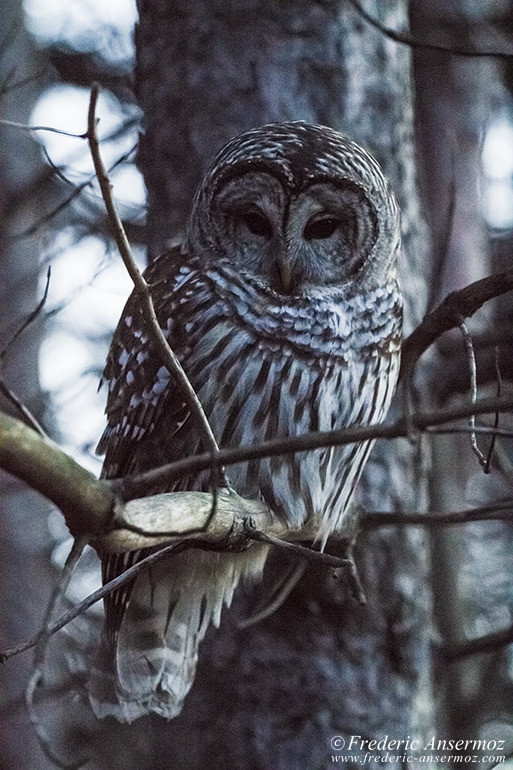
89, 122, 403, 722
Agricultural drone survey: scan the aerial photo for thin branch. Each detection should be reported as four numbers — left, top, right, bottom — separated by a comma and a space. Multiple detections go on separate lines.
484, 347, 502, 473
24, 537, 90, 769
2, 519, 369, 663
425, 425, 513, 439
41, 146, 79, 188
0, 118, 87, 139
361, 501, 513, 528
25, 670, 88, 770
0, 541, 185, 663
0, 267, 51, 436
0, 515, 260, 663
249, 528, 351, 569
250, 528, 362, 605
35, 537, 88, 665
115, 394, 513, 500
3, 501, 512, 664
348, 0, 513, 60
458, 318, 488, 469
400, 271, 513, 380
249, 527, 367, 605
0, 266, 51, 358
13, 144, 137, 240
5, 115, 138, 220
440, 624, 513, 662
86, 83, 225, 483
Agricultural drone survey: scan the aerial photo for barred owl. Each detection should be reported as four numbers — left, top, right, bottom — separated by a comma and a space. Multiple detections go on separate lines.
89, 122, 402, 722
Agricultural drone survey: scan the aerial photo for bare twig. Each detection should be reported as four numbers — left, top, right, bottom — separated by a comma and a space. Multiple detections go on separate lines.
458, 318, 488, 469
24, 536, 90, 769
35, 536, 88, 665
14, 144, 137, 240
0, 118, 87, 139
400, 271, 513, 380
3, 524, 329, 662
0, 541, 185, 662
249, 528, 351, 569
0, 266, 51, 358
0, 268, 51, 436
86, 83, 225, 486
0, 453, 511, 663
425, 425, 513, 440
5, 114, 138, 221
0, 379, 47, 437
348, 0, 513, 60
25, 670, 88, 770
484, 347, 502, 473
249, 528, 366, 605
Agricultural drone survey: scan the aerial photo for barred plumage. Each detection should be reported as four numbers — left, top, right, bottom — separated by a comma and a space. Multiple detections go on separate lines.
89, 122, 403, 722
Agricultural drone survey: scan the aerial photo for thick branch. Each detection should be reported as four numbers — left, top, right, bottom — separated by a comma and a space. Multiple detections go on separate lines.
98, 489, 271, 553
0, 411, 116, 536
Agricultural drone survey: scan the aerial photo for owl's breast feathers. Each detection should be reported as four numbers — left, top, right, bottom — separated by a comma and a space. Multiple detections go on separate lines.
99, 246, 401, 535
92, 245, 401, 721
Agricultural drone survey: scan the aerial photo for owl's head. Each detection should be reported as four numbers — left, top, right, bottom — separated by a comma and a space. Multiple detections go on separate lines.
185, 122, 401, 296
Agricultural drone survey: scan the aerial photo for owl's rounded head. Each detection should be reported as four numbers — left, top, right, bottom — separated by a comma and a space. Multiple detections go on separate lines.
185, 122, 400, 296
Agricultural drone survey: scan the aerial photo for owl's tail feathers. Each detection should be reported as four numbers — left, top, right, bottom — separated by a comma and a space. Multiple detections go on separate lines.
88, 546, 268, 722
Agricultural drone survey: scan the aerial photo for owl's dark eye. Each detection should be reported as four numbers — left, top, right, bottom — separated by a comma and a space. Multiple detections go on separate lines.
239, 210, 273, 238
303, 216, 339, 240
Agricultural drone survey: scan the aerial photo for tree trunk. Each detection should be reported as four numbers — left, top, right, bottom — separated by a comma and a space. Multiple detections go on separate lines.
411, 0, 512, 747
0, 4, 56, 768
115, 1, 434, 766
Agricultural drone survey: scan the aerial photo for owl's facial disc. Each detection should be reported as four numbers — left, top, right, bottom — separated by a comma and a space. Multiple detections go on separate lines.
211, 172, 378, 296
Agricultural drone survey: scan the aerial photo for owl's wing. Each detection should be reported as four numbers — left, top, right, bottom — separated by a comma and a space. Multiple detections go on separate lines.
98, 245, 193, 482
97, 245, 200, 639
